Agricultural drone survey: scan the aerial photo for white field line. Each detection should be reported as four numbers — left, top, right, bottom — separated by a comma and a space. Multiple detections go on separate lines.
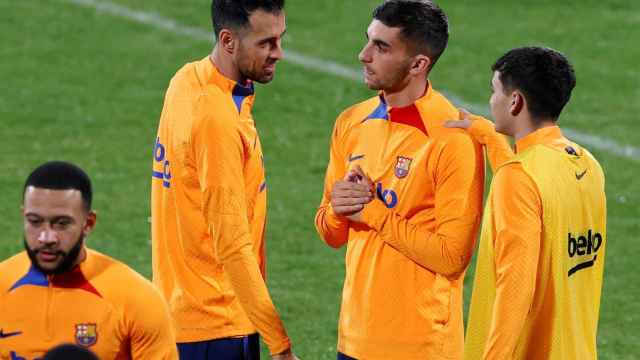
62, 0, 640, 161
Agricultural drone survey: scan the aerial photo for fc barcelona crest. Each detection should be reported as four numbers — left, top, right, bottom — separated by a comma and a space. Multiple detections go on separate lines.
395, 156, 412, 178
75, 323, 98, 347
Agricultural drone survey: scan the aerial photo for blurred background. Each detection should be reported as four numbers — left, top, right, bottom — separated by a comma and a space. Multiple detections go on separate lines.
0, 0, 638, 358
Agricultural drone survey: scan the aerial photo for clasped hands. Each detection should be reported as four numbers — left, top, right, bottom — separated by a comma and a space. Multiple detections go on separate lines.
330, 165, 375, 223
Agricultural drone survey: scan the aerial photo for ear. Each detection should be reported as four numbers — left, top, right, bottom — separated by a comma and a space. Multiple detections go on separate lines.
409, 54, 431, 76
218, 29, 236, 55
510, 91, 525, 116
82, 211, 97, 237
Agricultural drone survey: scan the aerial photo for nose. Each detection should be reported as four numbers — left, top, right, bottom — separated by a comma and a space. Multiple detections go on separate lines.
271, 39, 284, 61
358, 44, 372, 64
38, 227, 58, 245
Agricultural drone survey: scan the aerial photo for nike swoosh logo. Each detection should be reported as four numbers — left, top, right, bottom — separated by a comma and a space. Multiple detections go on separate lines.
0, 329, 22, 339
575, 169, 587, 180
348, 154, 365, 162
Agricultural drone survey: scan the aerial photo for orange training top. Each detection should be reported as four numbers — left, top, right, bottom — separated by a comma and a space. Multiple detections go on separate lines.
0, 249, 177, 360
315, 83, 485, 360
151, 56, 289, 354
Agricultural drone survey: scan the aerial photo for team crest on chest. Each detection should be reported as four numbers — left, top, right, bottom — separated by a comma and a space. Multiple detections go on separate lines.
394, 156, 412, 178
75, 323, 98, 347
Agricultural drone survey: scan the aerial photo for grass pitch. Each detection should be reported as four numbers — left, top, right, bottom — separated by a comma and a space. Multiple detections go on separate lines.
1, 1, 638, 358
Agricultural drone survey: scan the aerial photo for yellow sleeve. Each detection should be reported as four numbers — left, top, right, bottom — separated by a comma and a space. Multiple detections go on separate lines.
315, 118, 350, 248
193, 97, 290, 355
483, 164, 542, 360
467, 114, 514, 172
128, 284, 179, 360
361, 133, 483, 277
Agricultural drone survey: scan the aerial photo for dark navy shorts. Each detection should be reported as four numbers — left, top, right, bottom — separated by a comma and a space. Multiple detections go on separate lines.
178, 333, 260, 360
337, 352, 357, 360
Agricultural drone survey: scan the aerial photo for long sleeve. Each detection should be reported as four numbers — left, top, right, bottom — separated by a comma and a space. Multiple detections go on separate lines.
314, 120, 350, 248
483, 164, 542, 360
467, 114, 514, 172
360, 132, 483, 277
193, 104, 290, 355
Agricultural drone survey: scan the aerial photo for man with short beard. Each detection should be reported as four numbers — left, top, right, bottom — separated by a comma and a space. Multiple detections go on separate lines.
0, 161, 178, 360
314, 1, 485, 359
151, 1, 297, 359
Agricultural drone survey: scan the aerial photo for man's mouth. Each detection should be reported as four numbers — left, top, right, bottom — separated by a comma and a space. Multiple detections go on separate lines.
37, 250, 61, 263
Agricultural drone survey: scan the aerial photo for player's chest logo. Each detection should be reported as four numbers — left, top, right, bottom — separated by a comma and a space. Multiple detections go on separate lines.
394, 156, 412, 179
75, 323, 98, 347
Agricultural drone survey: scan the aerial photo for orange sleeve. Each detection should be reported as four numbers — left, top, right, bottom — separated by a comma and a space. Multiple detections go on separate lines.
483, 163, 542, 360
467, 114, 514, 172
314, 119, 350, 248
193, 98, 290, 355
360, 133, 483, 277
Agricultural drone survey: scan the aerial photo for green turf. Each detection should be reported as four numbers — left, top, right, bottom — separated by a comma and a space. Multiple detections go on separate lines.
1, 0, 638, 358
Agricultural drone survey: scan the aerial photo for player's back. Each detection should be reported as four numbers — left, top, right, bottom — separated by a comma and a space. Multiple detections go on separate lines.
0, 249, 177, 360
467, 134, 606, 359
513, 138, 606, 359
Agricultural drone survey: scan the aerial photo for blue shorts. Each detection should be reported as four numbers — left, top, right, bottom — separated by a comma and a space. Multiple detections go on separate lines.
337, 352, 357, 360
178, 333, 260, 360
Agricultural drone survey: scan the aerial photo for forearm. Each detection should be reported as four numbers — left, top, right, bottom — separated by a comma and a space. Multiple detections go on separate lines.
204, 189, 290, 354
483, 271, 535, 359
224, 245, 291, 355
361, 200, 475, 277
483, 231, 538, 359
315, 203, 349, 248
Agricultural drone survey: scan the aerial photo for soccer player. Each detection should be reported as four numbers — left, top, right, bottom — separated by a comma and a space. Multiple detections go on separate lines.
314, 1, 485, 359
449, 47, 607, 359
0, 161, 177, 360
151, 1, 298, 359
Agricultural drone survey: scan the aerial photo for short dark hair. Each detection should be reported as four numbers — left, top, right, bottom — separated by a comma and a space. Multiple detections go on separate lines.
373, 0, 449, 70
211, 0, 285, 37
492, 46, 576, 121
24, 161, 93, 211
43, 344, 99, 360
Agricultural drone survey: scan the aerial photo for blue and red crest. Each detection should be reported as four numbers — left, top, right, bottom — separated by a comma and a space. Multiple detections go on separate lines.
75, 323, 98, 347
394, 156, 412, 178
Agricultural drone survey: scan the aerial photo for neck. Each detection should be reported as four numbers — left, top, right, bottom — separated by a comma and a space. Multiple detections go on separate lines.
513, 117, 556, 141
383, 76, 428, 108
210, 46, 243, 83
75, 247, 87, 267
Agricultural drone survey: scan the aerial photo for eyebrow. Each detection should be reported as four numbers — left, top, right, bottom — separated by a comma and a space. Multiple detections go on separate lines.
372, 39, 391, 49
25, 213, 74, 222
258, 28, 287, 44
365, 31, 391, 49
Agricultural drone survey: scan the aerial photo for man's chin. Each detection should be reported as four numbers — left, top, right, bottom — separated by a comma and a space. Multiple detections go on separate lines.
364, 80, 382, 91
253, 73, 275, 84
35, 261, 62, 275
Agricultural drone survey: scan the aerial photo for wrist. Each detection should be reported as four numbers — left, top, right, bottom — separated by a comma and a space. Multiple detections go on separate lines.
360, 199, 388, 230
